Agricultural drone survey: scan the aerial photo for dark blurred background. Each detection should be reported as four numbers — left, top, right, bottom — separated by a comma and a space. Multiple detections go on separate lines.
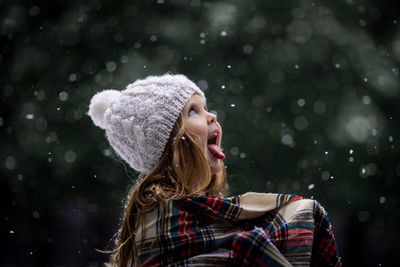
1, 0, 400, 266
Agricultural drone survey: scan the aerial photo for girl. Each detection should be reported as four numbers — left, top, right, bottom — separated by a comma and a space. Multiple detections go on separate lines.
88, 73, 341, 266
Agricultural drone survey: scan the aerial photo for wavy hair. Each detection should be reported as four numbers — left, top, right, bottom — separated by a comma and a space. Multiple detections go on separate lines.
105, 114, 227, 266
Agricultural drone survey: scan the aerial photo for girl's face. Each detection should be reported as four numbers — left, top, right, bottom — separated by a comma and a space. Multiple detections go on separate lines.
182, 94, 225, 175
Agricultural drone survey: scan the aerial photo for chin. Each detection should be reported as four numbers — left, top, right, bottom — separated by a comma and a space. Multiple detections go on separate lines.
205, 148, 222, 175
209, 160, 222, 175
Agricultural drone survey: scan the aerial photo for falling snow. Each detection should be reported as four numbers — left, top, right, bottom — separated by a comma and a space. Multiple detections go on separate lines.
2, 1, 398, 265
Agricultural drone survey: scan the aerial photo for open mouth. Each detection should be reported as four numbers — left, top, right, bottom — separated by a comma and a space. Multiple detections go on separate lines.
207, 134, 218, 146
207, 132, 225, 159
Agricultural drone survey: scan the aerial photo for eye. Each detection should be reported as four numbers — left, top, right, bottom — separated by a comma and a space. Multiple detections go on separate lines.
188, 107, 197, 116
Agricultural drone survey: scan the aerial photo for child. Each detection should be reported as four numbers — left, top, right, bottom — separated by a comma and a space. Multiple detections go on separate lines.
88, 73, 341, 266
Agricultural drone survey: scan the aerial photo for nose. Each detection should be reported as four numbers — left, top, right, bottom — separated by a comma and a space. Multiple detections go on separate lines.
207, 111, 217, 124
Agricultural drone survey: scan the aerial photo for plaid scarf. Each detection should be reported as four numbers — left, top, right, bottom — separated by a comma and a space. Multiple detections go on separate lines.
134, 193, 341, 266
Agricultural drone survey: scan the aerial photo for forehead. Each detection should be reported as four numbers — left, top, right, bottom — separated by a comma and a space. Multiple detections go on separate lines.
187, 93, 206, 105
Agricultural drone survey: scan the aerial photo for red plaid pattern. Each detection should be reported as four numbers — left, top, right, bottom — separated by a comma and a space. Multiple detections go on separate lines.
133, 193, 341, 266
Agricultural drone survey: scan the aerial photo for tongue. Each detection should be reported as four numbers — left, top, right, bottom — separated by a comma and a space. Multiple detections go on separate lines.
207, 144, 226, 159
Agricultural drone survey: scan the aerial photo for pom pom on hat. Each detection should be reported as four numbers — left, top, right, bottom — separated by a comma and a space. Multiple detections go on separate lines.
88, 89, 121, 129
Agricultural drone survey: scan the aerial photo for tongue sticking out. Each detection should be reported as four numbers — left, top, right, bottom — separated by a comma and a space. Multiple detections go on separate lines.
207, 144, 226, 159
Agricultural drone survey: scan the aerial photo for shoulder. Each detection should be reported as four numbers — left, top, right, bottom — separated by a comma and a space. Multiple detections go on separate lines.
286, 198, 328, 216
277, 197, 330, 226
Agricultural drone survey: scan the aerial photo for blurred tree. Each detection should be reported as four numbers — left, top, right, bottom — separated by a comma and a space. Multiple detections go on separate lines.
1, 0, 399, 265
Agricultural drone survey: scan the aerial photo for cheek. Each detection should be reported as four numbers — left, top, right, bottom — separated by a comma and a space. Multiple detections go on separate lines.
198, 129, 208, 145
184, 119, 208, 147
190, 123, 207, 137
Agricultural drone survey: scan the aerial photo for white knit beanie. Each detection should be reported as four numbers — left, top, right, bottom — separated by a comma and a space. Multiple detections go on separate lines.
88, 73, 205, 174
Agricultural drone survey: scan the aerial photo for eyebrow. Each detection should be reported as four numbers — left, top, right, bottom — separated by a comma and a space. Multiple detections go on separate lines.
188, 99, 207, 108
193, 102, 207, 110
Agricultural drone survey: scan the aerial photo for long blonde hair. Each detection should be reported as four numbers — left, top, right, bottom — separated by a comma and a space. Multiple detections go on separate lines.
106, 114, 227, 266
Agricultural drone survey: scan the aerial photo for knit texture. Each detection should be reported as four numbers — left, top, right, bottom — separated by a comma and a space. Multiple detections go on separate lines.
88, 73, 205, 174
